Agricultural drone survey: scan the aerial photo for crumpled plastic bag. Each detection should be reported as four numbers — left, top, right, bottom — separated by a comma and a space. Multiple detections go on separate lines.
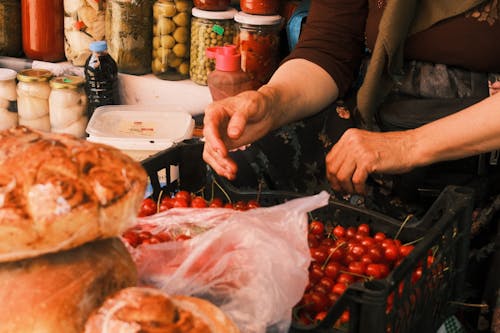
127, 191, 330, 333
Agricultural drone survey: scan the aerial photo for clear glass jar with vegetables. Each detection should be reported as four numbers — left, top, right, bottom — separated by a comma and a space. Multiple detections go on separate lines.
152, 0, 192, 80
190, 7, 237, 85
64, 0, 107, 67
106, 0, 153, 75
0, 0, 22, 57
234, 11, 283, 88
0, 68, 18, 130
49, 76, 88, 138
16, 69, 53, 132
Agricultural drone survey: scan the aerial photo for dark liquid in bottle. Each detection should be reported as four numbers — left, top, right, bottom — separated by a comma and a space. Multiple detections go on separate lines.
84, 52, 118, 118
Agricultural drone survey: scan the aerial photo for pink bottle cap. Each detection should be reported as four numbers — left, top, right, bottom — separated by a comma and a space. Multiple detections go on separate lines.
206, 45, 241, 72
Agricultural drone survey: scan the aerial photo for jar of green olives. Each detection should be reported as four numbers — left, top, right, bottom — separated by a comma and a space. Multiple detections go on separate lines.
106, 0, 153, 75
152, 0, 192, 80
190, 7, 237, 85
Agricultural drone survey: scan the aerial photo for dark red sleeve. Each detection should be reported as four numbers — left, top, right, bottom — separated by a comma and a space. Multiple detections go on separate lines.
283, 0, 368, 97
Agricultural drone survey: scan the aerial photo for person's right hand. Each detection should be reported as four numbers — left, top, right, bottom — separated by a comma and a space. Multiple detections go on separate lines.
202, 89, 276, 180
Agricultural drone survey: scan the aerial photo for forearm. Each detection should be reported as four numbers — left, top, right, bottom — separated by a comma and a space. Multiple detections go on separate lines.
410, 92, 500, 167
258, 58, 339, 130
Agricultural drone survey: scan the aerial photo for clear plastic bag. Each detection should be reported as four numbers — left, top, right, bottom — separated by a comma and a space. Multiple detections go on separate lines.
127, 191, 330, 333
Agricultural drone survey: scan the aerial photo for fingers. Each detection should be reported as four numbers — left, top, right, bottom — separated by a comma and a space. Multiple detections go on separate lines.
202, 141, 238, 180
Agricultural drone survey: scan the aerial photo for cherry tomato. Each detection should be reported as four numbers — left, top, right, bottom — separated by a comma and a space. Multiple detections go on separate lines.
209, 197, 224, 207
333, 225, 346, 239
346, 226, 357, 239
309, 263, 325, 282
340, 310, 350, 323
174, 190, 191, 204
357, 223, 370, 235
384, 244, 400, 261
324, 262, 342, 279
308, 291, 329, 313
246, 199, 260, 209
191, 196, 208, 208
365, 263, 389, 279
173, 197, 189, 208
348, 261, 366, 276
399, 244, 414, 257
159, 196, 174, 212
309, 220, 325, 236
122, 230, 140, 247
315, 311, 327, 322
175, 234, 192, 241
374, 232, 387, 241
332, 282, 347, 295
138, 198, 157, 217
310, 247, 328, 264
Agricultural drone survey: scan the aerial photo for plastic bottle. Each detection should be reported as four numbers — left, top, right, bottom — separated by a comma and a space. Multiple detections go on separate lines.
206, 45, 255, 101
84, 40, 118, 119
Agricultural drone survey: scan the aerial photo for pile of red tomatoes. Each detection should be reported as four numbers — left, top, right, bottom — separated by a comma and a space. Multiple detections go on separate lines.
295, 220, 427, 327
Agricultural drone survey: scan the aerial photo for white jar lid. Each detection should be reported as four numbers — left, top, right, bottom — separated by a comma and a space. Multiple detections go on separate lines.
0, 68, 17, 81
234, 11, 283, 25
192, 7, 237, 20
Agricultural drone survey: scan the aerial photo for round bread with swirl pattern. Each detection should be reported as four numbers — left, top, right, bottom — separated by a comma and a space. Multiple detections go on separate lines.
0, 126, 147, 262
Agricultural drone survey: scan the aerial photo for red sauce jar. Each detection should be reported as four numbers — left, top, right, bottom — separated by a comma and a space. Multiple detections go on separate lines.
234, 11, 283, 87
21, 0, 65, 62
193, 0, 230, 11
240, 0, 280, 15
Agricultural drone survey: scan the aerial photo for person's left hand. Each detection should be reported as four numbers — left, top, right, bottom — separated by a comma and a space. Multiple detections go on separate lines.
325, 128, 415, 194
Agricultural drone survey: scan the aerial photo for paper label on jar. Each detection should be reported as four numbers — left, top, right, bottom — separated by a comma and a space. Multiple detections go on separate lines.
0, 8, 5, 45
212, 24, 224, 35
119, 121, 156, 137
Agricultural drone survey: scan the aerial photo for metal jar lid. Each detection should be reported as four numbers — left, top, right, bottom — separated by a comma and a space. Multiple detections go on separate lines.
0, 68, 17, 81
49, 76, 85, 90
16, 69, 53, 83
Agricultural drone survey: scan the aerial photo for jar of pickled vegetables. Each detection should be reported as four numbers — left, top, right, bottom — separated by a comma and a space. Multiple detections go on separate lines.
190, 7, 237, 85
152, 0, 192, 80
49, 76, 88, 138
240, 0, 279, 15
0, 0, 22, 57
21, 0, 65, 62
234, 11, 282, 87
193, 0, 230, 11
64, 0, 106, 67
106, 0, 153, 75
16, 69, 53, 132
0, 68, 18, 130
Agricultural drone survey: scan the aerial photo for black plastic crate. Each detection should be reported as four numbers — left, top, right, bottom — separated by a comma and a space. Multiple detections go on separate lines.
141, 139, 474, 333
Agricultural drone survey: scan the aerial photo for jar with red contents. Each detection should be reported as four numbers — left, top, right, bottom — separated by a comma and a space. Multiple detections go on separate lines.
234, 11, 283, 88
193, 0, 230, 11
240, 0, 280, 15
21, 0, 65, 62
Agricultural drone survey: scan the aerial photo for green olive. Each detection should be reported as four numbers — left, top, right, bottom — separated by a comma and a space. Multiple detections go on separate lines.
173, 27, 188, 43
160, 35, 176, 48
167, 52, 182, 68
157, 2, 177, 17
178, 62, 189, 75
175, 0, 191, 12
172, 43, 187, 57
152, 36, 161, 49
158, 18, 176, 35
173, 12, 189, 27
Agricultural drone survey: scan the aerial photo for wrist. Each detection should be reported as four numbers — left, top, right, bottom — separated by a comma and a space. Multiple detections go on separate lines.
257, 84, 284, 130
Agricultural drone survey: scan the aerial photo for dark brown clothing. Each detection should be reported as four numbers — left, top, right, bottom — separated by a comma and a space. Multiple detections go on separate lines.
286, 0, 500, 98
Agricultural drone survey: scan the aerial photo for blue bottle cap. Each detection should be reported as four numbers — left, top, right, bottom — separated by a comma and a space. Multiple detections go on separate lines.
89, 41, 108, 52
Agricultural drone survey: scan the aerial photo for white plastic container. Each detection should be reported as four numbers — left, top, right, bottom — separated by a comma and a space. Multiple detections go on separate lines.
86, 104, 195, 161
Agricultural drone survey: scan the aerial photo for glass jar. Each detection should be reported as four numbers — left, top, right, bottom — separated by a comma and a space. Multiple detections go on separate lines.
64, 0, 107, 67
193, 0, 230, 11
49, 76, 88, 138
240, 0, 279, 15
190, 7, 237, 85
21, 0, 65, 62
106, 0, 153, 75
152, 0, 192, 80
0, 68, 18, 130
234, 11, 282, 88
0, 0, 22, 56
16, 69, 53, 132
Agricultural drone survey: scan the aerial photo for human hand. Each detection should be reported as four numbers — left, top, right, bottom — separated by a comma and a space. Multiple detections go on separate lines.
489, 79, 500, 96
325, 128, 415, 194
202, 90, 275, 180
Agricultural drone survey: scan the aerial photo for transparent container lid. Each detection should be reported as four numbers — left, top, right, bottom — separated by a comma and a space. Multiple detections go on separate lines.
86, 104, 195, 151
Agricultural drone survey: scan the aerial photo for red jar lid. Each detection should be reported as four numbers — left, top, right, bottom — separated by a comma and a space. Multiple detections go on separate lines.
240, 0, 280, 15
193, 0, 230, 11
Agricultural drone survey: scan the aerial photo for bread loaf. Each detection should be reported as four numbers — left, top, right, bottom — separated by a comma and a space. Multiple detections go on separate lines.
0, 238, 137, 333
0, 126, 147, 262
84, 286, 241, 333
